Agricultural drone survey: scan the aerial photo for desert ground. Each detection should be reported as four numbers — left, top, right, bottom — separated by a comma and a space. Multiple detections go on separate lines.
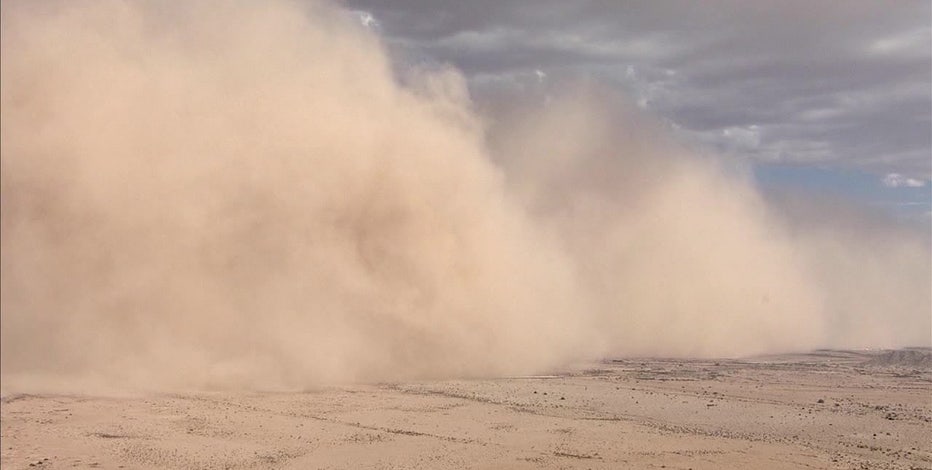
2, 349, 930, 470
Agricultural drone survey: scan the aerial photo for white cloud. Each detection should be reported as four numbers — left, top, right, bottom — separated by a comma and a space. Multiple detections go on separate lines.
620, 65, 679, 110
868, 28, 932, 58
882, 173, 927, 188
722, 125, 761, 150
352, 10, 379, 29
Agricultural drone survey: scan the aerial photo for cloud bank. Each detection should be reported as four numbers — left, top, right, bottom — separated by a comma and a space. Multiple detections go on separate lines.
1, 0, 929, 393
350, 0, 932, 180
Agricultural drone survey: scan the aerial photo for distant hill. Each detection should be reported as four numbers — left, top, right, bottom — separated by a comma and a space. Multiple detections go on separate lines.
864, 348, 932, 368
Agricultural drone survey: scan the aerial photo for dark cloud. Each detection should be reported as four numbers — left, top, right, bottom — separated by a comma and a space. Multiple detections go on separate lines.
347, 0, 931, 181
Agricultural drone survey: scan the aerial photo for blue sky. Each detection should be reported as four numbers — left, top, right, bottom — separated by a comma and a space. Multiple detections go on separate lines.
753, 164, 931, 223
347, 1, 931, 224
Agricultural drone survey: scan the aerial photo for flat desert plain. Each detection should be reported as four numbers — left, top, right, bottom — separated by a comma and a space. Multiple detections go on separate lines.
2, 349, 930, 469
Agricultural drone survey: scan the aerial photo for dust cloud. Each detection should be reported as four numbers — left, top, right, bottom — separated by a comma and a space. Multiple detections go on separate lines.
1, 0, 928, 392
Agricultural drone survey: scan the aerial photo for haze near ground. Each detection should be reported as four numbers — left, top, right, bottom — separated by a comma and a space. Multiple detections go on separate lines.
3, 350, 931, 469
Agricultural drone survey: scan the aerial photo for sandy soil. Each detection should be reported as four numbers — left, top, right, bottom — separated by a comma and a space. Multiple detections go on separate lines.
2, 349, 930, 469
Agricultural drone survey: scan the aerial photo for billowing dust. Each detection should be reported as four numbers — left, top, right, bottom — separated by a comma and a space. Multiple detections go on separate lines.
1, 0, 929, 392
